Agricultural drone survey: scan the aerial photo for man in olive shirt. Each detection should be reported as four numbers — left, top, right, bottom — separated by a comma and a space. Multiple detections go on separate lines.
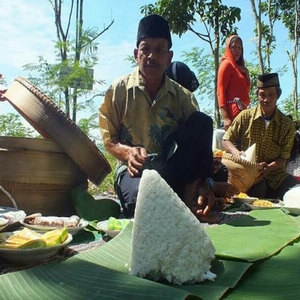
222, 73, 298, 199
100, 14, 236, 223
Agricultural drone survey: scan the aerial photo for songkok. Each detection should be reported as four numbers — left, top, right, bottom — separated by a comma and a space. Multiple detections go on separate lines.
166, 61, 199, 92
257, 73, 280, 88
136, 14, 172, 49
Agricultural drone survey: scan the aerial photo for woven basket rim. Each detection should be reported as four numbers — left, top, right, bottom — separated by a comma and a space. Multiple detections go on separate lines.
222, 152, 261, 169
0, 180, 74, 191
4, 77, 112, 185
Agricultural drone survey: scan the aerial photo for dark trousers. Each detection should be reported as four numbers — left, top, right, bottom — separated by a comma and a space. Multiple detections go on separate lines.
116, 111, 214, 218
247, 175, 299, 199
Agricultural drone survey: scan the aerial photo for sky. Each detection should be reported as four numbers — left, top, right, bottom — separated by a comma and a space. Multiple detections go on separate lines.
0, 0, 297, 121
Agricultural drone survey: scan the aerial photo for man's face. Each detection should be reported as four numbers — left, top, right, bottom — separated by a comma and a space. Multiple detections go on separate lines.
134, 38, 173, 81
257, 86, 278, 115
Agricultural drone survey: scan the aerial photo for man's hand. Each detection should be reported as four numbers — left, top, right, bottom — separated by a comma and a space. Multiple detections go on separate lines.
0, 89, 7, 101
253, 163, 268, 184
127, 146, 148, 177
212, 181, 238, 198
223, 117, 232, 131
183, 179, 222, 224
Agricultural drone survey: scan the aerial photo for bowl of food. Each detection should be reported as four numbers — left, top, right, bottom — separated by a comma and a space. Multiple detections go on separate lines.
245, 199, 285, 210
0, 228, 72, 264
20, 214, 88, 235
232, 192, 258, 204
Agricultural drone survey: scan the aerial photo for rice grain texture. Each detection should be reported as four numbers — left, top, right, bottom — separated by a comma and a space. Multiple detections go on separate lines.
130, 169, 216, 285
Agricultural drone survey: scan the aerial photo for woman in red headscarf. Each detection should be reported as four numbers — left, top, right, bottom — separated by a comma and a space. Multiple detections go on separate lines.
217, 35, 250, 130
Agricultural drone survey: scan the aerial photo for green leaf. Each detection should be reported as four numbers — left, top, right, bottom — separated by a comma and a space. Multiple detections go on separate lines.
206, 209, 300, 262
224, 242, 300, 299
71, 188, 120, 222
0, 222, 251, 300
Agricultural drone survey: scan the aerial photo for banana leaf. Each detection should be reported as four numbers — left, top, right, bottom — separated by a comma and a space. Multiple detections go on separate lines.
71, 188, 121, 222
206, 209, 300, 262
223, 241, 300, 299
0, 222, 251, 300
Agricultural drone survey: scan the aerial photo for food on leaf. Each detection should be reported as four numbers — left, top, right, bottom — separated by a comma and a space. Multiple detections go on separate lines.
213, 149, 224, 157
43, 227, 68, 246
130, 169, 216, 285
0, 228, 46, 249
234, 192, 249, 198
0, 227, 69, 249
252, 200, 274, 207
23, 214, 80, 227
107, 217, 130, 230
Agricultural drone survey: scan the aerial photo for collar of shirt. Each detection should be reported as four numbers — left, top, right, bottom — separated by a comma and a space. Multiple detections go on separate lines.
127, 67, 177, 98
252, 105, 281, 125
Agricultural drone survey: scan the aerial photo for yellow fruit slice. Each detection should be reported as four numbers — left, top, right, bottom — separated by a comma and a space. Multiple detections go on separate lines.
43, 227, 68, 246
0, 229, 46, 249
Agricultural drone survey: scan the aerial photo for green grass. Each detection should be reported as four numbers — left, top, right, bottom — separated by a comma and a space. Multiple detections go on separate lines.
88, 151, 117, 195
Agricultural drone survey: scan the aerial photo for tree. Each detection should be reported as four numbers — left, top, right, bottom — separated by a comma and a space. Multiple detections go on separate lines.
249, 0, 281, 73
23, 0, 113, 123
280, 0, 300, 118
0, 113, 36, 137
141, 0, 241, 127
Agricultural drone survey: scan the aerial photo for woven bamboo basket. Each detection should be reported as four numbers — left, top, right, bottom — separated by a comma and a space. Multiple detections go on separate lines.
0, 136, 87, 215
221, 153, 263, 192
4, 77, 111, 186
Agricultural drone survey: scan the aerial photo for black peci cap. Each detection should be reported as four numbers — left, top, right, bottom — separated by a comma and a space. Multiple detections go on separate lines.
136, 14, 172, 49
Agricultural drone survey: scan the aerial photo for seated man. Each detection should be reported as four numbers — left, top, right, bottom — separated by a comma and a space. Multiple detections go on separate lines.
99, 14, 236, 223
166, 61, 228, 183
222, 73, 298, 199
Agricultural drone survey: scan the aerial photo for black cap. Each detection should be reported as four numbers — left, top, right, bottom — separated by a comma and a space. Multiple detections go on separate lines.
166, 61, 199, 92
257, 73, 280, 88
136, 14, 172, 49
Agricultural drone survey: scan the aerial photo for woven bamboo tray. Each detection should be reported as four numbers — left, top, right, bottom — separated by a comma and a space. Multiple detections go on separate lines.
0, 136, 87, 186
4, 77, 111, 186
0, 136, 87, 215
221, 153, 263, 192
0, 185, 75, 216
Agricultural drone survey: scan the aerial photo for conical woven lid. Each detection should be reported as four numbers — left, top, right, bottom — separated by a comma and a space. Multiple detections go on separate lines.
222, 153, 262, 192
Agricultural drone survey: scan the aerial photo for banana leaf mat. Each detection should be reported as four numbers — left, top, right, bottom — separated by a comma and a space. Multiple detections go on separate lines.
0, 222, 251, 300
206, 209, 300, 262
0, 210, 248, 275
223, 241, 300, 299
0, 210, 299, 299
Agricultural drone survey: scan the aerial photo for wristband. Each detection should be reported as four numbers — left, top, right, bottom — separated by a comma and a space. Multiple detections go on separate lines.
207, 178, 214, 189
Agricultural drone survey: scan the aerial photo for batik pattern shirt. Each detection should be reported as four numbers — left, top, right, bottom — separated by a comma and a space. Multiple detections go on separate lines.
99, 67, 199, 172
223, 105, 295, 189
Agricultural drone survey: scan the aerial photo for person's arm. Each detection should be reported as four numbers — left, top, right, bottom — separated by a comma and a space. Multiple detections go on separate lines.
0, 91, 6, 101
222, 139, 244, 157
253, 158, 287, 185
0, 73, 6, 101
99, 82, 149, 177
219, 106, 232, 130
105, 141, 148, 177
257, 122, 295, 182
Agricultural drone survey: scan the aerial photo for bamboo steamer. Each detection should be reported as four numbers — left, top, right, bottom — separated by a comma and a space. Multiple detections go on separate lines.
0, 136, 87, 215
4, 77, 111, 186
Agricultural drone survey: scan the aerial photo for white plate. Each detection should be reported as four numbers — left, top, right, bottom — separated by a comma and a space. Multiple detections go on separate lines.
246, 200, 285, 210
96, 219, 133, 238
232, 197, 259, 204
97, 220, 120, 237
0, 207, 26, 232
283, 207, 300, 216
19, 219, 89, 235
0, 233, 72, 264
